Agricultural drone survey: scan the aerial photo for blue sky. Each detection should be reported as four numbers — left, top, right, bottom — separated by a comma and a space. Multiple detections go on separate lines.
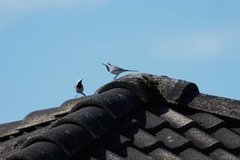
1, 0, 240, 123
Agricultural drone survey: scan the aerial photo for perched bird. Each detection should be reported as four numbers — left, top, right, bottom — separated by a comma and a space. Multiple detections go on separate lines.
75, 79, 86, 97
103, 63, 138, 79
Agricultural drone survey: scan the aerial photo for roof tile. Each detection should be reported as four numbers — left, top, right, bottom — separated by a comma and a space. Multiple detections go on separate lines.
124, 147, 154, 160
95, 150, 125, 160
100, 131, 131, 150
144, 74, 199, 105
188, 94, 240, 120
130, 107, 168, 133
9, 141, 68, 160
183, 127, 221, 151
151, 105, 195, 131
0, 126, 48, 159
0, 121, 22, 140
212, 127, 240, 152
17, 108, 59, 130
80, 144, 125, 160
230, 128, 240, 135
122, 127, 160, 152
179, 148, 212, 160
51, 106, 114, 139
149, 148, 183, 160
71, 88, 144, 119
210, 149, 239, 160
190, 113, 224, 132
155, 128, 191, 151
56, 98, 88, 116
23, 124, 92, 156
95, 79, 151, 104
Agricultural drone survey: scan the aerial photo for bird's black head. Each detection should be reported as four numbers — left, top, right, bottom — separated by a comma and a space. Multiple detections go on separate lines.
76, 79, 83, 87
103, 63, 110, 71
75, 79, 83, 87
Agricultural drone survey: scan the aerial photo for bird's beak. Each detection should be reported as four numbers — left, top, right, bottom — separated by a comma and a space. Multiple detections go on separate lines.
102, 63, 107, 66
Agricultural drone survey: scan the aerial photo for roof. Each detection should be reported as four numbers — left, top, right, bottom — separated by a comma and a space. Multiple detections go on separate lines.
1, 73, 240, 160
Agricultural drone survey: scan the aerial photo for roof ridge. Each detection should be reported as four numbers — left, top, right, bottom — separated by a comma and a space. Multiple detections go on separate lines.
7, 87, 146, 159
96, 73, 200, 105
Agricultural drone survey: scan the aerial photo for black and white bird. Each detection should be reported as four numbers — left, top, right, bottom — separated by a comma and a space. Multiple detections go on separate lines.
75, 79, 86, 97
103, 63, 138, 79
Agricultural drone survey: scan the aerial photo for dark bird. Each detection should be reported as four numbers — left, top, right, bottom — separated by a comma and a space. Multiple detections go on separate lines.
75, 79, 86, 97
103, 63, 138, 79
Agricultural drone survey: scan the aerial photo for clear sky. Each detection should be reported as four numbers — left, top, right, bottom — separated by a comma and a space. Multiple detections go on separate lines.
1, 0, 240, 123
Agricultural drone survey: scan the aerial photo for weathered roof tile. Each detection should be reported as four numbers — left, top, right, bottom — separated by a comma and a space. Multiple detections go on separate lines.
130, 107, 168, 133
71, 88, 144, 119
124, 147, 154, 160
212, 127, 240, 152
155, 128, 191, 151
149, 148, 182, 160
0, 126, 49, 159
188, 94, 240, 120
100, 131, 131, 150
9, 141, 68, 160
0, 121, 22, 140
179, 148, 212, 160
122, 127, 159, 151
151, 105, 195, 131
183, 127, 221, 151
18, 107, 59, 130
51, 106, 114, 139
23, 124, 92, 156
210, 149, 239, 160
190, 113, 224, 132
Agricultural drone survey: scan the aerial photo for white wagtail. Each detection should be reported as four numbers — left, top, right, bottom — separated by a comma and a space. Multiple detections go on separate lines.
75, 79, 86, 97
103, 63, 138, 79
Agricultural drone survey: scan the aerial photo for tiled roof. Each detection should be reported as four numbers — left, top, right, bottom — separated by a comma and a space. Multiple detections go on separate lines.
1, 73, 240, 160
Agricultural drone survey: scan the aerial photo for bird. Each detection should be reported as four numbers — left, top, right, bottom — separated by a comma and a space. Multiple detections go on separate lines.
74, 79, 86, 97
102, 63, 138, 79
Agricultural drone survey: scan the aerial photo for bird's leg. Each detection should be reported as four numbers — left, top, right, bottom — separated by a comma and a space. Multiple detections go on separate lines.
114, 74, 119, 80
81, 92, 86, 96
75, 93, 78, 97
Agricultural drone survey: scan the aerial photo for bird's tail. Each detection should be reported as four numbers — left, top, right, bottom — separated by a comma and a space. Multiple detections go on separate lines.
125, 69, 139, 72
